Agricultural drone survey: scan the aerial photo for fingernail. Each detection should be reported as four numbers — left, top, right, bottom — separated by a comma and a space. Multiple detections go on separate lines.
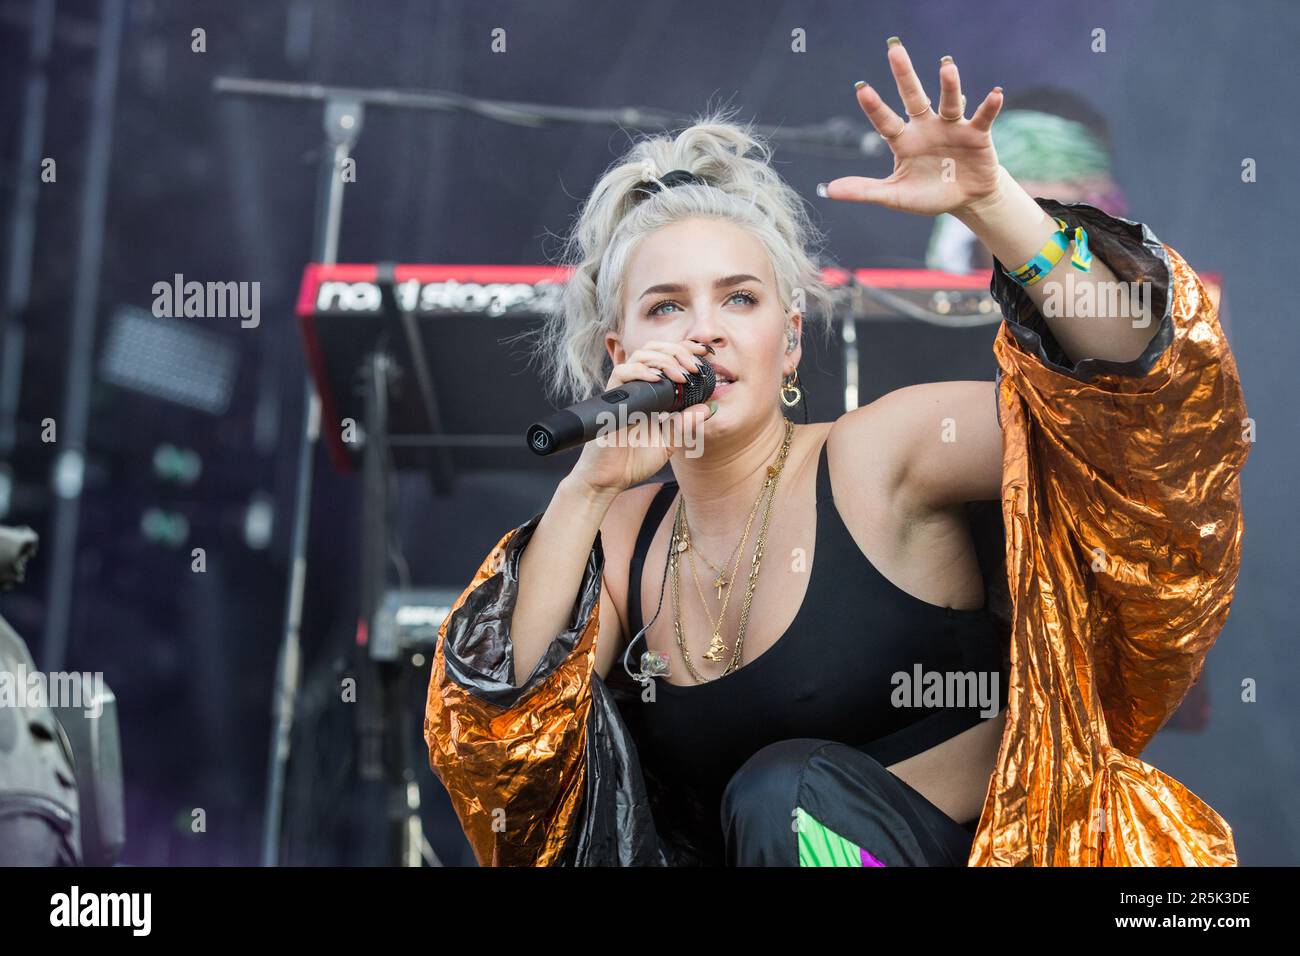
993, 85, 1003, 94
707, 400, 718, 417
940, 55, 954, 65
853, 79, 867, 90
816, 183, 829, 198
886, 36, 901, 47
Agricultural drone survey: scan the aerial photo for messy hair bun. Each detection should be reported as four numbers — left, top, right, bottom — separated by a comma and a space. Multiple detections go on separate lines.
529, 106, 834, 405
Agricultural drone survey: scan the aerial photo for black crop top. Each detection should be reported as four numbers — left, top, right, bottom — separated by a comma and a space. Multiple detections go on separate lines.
610, 433, 1009, 863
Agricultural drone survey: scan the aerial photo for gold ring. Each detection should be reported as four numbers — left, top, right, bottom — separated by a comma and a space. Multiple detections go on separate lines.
881, 122, 906, 140
906, 99, 932, 117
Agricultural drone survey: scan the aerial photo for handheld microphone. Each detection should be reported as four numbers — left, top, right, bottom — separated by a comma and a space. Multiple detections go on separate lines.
526, 361, 716, 456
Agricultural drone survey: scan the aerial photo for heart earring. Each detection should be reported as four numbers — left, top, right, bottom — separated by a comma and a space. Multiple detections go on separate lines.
780, 369, 802, 407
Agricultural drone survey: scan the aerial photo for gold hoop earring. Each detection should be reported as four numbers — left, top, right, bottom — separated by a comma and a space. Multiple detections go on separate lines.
780, 370, 802, 408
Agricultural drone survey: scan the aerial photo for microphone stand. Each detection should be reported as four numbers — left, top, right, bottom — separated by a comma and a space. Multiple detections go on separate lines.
215, 86, 364, 868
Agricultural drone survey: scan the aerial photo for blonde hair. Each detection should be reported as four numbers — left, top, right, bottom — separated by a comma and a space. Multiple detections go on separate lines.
524, 106, 835, 405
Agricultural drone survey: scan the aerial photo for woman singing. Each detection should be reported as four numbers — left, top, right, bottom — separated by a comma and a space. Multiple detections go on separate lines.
424, 38, 1248, 866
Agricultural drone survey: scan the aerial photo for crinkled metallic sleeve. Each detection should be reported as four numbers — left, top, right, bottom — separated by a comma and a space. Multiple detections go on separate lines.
422, 511, 603, 866
971, 199, 1249, 867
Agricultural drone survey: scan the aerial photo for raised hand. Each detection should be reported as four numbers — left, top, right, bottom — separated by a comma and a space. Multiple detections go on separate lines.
820, 37, 1007, 218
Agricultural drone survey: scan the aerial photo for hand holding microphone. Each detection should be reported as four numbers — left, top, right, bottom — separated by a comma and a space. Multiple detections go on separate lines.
529, 339, 717, 496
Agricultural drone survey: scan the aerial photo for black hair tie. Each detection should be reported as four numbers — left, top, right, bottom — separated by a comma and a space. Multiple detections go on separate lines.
631, 168, 709, 201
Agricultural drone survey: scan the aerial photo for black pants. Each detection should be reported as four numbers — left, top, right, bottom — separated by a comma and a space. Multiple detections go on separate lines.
719, 738, 977, 866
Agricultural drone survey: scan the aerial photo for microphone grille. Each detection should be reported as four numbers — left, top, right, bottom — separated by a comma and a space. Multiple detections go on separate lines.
683, 360, 716, 407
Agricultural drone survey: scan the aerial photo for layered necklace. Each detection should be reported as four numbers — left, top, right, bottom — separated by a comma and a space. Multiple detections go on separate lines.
668, 418, 795, 683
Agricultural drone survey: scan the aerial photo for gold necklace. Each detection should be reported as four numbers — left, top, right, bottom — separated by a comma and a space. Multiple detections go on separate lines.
673, 437, 775, 661
672, 420, 794, 680
681, 511, 745, 600
669, 418, 795, 682
687, 531, 739, 601
684, 488, 763, 660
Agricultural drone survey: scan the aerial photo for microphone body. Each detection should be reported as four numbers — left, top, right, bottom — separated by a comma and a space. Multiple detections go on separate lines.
527, 362, 715, 456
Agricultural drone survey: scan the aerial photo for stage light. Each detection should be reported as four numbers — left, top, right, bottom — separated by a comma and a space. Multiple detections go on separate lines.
243, 491, 274, 551
98, 305, 238, 414
151, 444, 202, 485
140, 508, 189, 547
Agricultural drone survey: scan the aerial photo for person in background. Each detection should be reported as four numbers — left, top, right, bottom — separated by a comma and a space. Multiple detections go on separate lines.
926, 88, 1128, 274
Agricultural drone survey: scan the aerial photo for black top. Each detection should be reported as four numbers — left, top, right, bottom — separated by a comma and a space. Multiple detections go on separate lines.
613, 433, 1008, 864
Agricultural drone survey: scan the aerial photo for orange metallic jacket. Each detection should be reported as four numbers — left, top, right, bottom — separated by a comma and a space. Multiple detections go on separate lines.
423, 199, 1248, 866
